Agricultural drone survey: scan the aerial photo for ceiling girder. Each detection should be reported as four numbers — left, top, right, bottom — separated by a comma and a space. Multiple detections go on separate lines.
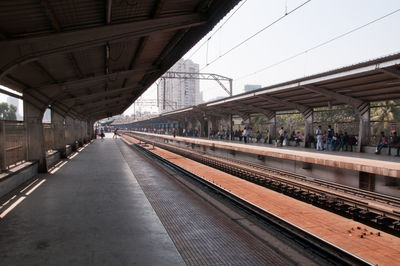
0, 13, 207, 80
34, 66, 158, 94
381, 68, 400, 79
302, 84, 364, 109
61, 87, 133, 105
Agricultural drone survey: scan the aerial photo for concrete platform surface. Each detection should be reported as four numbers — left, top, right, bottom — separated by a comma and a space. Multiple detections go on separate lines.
0, 135, 184, 266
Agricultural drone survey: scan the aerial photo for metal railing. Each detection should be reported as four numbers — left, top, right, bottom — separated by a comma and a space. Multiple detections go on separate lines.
0, 120, 27, 171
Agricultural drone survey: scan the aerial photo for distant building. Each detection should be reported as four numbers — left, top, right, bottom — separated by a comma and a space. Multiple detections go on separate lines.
244, 84, 262, 92
158, 59, 201, 112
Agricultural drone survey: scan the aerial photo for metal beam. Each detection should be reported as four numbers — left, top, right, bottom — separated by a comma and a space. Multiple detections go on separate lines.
302, 84, 369, 115
105, 0, 112, 75
243, 103, 275, 119
106, 0, 112, 24
84, 102, 124, 115
302, 84, 364, 107
160, 71, 233, 102
257, 94, 312, 119
87, 104, 121, 115
74, 97, 126, 110
34, 67, 158, 93
257, 94, 309, 113
122, 0, 165, 88
40, 0, 62, 32
381, 68, 400, 79
0, 13, 206, 79
68, 53, 85, 79
61, 87, 133, 104
34, 61, 57, 82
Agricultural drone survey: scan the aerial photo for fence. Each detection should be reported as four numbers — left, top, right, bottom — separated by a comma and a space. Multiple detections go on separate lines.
0, 120, 27, 171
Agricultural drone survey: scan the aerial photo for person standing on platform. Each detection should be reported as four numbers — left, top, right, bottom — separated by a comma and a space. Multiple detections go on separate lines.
113, 128, 118, 139
100, 128, 105, 140
325, 125, 334, 151
173, 128, 177, 138
389, 131, 400, 156
315, 125, 323, 151
278, 127, 284, 147
243, 127, 248, 143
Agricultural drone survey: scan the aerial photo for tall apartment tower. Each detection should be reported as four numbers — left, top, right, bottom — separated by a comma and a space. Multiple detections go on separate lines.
158, 59, 200, 113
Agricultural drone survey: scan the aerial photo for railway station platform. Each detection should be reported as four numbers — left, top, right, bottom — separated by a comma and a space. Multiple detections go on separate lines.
0, 134, 321, 265
131, 131, 400, 178
122, 133, 400, 265
0, 134, 184, 265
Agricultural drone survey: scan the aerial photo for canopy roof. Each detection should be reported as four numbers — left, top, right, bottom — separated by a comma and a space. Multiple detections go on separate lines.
157, 52, 400, 120
0, 0, 240, 120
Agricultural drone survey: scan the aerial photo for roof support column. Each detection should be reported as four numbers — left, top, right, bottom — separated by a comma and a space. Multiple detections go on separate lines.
358, 103, 370, 153
51, 111, 67, 158
24, 98, 47, 172
267, 114, 276, 145
87, 121, 96, 140
199, 116, 209, 138
303, 109, 314, 148
189, 117, 199, 137
80, 120, 85, 143
65, 116, 76, 149
75, 120, 84, 146
207, 115, 218, 139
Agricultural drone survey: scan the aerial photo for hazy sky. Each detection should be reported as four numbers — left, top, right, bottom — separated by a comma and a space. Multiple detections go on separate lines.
125, 0, 400, 115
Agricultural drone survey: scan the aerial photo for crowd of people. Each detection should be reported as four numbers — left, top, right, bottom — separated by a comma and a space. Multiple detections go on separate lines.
313, 125, 357, 152
151, 124, 400, 156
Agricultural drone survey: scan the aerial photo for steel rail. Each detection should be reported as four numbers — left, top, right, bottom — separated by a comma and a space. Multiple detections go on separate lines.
128, 138, 373, 266
126, 132, 400, 235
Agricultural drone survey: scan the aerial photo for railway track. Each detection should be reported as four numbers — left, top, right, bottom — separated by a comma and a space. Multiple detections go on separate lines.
128, 137, 373, 266
126, 133, 400, 236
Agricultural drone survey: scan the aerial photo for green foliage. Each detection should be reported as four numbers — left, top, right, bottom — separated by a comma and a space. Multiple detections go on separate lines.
369, 100, 400, 144
314, 105, 358, 123
370, 100, 400, 122
276, 112, 305, 134
0, 102, 17, 120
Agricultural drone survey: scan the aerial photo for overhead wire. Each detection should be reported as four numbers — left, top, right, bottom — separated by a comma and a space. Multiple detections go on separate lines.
200, 0, 312, 71
186, 0, 248, 61
236, 7, 400, 81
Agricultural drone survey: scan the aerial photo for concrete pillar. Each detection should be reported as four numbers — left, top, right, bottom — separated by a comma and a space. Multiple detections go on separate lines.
73, 120, 83, 146
357, 105, 370, 152
199, 118, 207, 138
65, 116, 75, 147
82, 121, 88, 142
52, 111, 66, 157
78, 120, 85, 145
190, 118, 198, 136
304, 111, 314, 148
87, 121, 93, 139
24, 100, 47, 172
268, 115, 276, 144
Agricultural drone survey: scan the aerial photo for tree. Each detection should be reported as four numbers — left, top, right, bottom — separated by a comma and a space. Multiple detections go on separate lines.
0, 102, 17, 120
